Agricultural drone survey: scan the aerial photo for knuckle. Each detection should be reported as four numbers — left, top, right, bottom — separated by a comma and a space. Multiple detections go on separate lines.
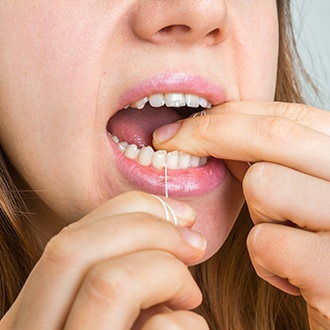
261, 116, 298, 146
42, 226, 78, 268
273, 102, 311, 124
243, 163, 279, 224
84, 260, 133, 304
194, 115, 214, 143
246, 224, 266, 257
192, 115, 220, 156
243, 162, 269, 207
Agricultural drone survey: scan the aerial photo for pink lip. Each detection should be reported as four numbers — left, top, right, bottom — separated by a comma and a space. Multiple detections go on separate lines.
117, 72, 226, 109
109, 72, 228, 197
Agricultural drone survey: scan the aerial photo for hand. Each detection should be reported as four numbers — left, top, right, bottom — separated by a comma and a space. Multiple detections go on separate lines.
0, 191, 208, 330
153, 101, 330, 329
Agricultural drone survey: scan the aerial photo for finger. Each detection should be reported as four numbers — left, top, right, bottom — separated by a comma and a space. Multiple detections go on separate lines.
11, 213, 206, 329
247, 223, 330, 317
153, 113, 330, 181
47, 213, 206, 267
77, 191, 196, 228
132, 305, 172, 330
208, 101, 330, 136
223, 160, 250, 182
64, 250, 203, 330
243, 162, 330, 231
141, 311, 209, 330
308, 305, 330, 330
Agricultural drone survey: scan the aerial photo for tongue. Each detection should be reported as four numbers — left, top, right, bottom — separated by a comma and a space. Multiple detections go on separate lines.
107, 104, 183, 148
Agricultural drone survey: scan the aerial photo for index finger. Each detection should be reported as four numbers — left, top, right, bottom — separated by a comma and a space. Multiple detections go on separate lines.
209, 101, 330, 136
153, 107, 330, 181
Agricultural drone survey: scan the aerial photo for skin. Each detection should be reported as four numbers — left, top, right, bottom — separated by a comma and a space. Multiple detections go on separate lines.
153, 102, 330, 328
2, 0, 323, 329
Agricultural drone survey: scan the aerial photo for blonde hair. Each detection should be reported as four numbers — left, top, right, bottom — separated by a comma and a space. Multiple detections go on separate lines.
0, 0, 312, 327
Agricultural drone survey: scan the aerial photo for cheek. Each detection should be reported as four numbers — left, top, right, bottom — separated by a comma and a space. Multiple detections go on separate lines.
229, 2, 279, 101
0, 2, 120, 219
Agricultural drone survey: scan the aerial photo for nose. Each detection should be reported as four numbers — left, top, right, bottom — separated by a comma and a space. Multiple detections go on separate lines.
130, 0, 229, 46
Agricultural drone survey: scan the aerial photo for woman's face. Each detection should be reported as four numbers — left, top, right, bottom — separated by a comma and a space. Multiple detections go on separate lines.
0, 0, 278, 259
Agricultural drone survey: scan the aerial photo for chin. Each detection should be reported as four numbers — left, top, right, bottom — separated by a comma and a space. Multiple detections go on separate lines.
187, 176, 244, 263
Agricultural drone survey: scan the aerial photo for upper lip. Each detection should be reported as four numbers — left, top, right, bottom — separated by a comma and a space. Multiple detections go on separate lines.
116, 72, 227, 111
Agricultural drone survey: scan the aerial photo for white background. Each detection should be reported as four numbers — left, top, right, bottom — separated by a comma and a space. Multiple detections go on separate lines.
291, 0, 330, 109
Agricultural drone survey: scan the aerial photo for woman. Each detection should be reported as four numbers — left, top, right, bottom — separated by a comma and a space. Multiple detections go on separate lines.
0, 0, 328, 328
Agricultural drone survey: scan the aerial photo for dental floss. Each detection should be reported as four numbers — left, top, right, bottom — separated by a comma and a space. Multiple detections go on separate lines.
153, 195, 170, 222
151, 195, 178, 226
191, 109, 207, 118
163, 199, 178, 226
164, 163, 169, 198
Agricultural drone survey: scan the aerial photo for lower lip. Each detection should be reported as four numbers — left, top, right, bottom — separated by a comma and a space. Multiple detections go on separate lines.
108, 135, 228, 197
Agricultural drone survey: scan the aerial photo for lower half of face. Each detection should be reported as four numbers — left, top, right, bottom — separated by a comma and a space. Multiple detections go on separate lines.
0, 0, 278, 260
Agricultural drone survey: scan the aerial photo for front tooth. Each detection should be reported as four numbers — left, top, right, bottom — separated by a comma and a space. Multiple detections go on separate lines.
149, 94, 165, 107
152, 150, 167, 169
185, 94, 200, 108
131, 97, 148, 109
165, 93, 186, 107
125, 144, 139, 159
167, 150, 179, 170
199, 97, 208, 108
179, 151, 191, 169
138, 146, 154, 166
190, 155, 201, 168
129, 93, 212, 110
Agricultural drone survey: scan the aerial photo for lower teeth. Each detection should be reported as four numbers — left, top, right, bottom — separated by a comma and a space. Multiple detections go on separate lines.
109, 133, 207, 170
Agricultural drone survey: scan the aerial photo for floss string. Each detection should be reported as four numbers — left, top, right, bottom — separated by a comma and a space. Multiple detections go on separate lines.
191, 109, 207, 118
164, 164, 169, 198
151, 195, 178, 226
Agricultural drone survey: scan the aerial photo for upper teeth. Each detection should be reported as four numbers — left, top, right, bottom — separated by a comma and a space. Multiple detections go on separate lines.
129, 93, 212, 110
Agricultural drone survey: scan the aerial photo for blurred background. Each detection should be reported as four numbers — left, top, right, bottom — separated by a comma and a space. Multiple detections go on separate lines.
291, 0, 330, 109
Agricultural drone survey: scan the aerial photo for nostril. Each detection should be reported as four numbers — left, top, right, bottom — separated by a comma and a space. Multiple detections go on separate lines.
205, 27, 228, 45
206, 28, 221, 39
205, 28, 223, 43
130, 1, 229, 46
154, 25, 226, 45
158, 24, 191, 34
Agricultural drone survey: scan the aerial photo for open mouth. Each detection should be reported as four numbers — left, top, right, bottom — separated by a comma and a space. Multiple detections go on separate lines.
106, 92, 212, 170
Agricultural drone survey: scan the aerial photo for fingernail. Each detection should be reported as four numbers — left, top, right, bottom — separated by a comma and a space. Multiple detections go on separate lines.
165, 199, 196, 224
153, 121, 183, 144
177, 227, 207, 250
